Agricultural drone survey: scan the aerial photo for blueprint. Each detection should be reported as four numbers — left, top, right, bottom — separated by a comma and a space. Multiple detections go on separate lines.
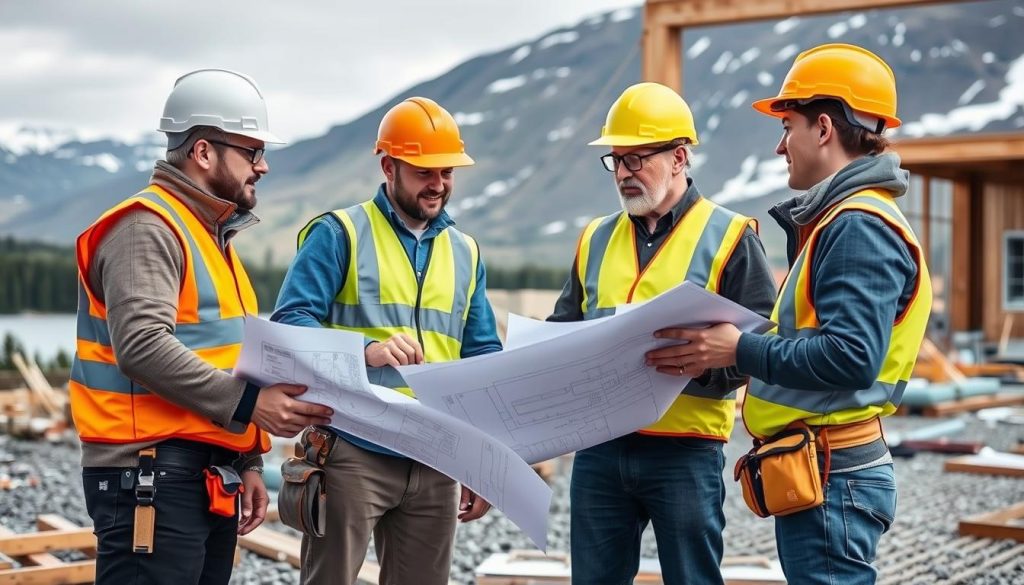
400, 281, 774, 464
235, 318, 552, 550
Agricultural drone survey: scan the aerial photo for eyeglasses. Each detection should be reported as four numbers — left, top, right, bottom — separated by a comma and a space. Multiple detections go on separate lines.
205, 140, 265, 164
600, 143, 680, 173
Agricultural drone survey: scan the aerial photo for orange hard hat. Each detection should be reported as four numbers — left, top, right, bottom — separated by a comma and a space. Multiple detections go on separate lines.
752, 43, 901, 131
374, 97, 474, 167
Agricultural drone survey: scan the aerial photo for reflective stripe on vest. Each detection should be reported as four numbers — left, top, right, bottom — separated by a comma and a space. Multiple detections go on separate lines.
576, 197, 755, 439
69, 185, 270, 453
298, 201, 479, 397
744, 189, 932, 439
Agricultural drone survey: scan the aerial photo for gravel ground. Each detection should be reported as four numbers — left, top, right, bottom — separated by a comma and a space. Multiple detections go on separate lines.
0, 414, 1021, 584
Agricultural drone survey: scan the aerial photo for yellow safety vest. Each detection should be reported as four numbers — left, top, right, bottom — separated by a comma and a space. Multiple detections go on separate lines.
576, 197, 755, 439
744, 189, 932, 438
298, 200, 479, 396
70, 185, 270, 453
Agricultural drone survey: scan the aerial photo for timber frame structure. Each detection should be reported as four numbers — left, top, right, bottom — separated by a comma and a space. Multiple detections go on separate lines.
642, 0, 1024, 351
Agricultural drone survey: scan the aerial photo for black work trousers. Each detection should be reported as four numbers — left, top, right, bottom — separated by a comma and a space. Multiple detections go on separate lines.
81, 444, 239, 585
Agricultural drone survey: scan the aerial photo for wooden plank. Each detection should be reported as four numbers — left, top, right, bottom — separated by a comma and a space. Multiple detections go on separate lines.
945, 453, 1024, 478
924, 393, 1024, 416
37, 516, 96, 559
959, 502, 1024, 542
0, 560, 95, 584
644, 0, 966, 29
0, 528, 95, 556
896, 132, 1024, 166
237, 526, 301, 566
642, 5, 681, 88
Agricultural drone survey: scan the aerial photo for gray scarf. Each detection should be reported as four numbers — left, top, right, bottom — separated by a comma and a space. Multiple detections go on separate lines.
772, 152, 909, 227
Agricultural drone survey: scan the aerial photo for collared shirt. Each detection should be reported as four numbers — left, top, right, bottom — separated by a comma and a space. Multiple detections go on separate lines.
548, 178, 778, 394
272, 184, 503, 455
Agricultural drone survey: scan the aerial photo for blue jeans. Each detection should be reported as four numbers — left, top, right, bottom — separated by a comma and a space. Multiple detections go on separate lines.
570, 433, 726, 585
775, 464, 897, 585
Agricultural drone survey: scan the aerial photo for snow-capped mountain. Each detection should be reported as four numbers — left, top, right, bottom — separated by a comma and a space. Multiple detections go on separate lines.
1, 0, 1021, 267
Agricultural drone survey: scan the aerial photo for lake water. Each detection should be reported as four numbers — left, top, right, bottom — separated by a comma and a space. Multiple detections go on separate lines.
0, 313, 77, 361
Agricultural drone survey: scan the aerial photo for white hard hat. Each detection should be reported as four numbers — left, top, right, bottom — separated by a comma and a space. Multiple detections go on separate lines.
158, 68, 285, 146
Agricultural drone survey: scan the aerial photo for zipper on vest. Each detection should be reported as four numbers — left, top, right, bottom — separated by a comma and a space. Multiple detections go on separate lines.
412, 241, 434, 351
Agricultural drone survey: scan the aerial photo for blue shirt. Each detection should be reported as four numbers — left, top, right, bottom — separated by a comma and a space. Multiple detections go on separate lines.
272, 185, 502, 455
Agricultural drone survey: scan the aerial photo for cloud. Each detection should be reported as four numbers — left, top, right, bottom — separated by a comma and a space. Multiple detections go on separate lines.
0, 0, 639, 143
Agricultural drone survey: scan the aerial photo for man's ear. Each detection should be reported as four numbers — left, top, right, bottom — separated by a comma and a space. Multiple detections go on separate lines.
380, 156, 396, 182
191, 139, 215, 170
672, 145, 687, 174
817, 114, 834, 146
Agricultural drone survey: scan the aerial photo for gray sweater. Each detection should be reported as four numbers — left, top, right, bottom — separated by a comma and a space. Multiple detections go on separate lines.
80, 161, 262, 468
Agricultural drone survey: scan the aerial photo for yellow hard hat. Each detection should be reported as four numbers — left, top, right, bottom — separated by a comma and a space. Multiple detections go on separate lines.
375, 97, 474, 167
752, 43, 901, 131
589, 82, 699, 146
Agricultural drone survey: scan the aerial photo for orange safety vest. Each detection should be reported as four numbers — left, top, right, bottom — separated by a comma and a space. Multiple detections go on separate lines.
69, 185, 270, 453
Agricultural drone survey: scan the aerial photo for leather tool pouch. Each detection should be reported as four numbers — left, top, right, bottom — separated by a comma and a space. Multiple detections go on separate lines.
204, 465, 244, 518
733, 422, 823, 518
278, 427, 333, 537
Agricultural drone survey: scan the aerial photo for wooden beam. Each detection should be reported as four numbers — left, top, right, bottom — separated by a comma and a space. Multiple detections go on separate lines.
959, 502, 1024, 542
644, 0, 964, 28
950, 177, 973, 332
945, 452, 1024, 477
643, 4, 681, 87
925, 393, 1024, 417
0, 560, 95, 585
895, 133, 1024, 166
0, 528, 95, 556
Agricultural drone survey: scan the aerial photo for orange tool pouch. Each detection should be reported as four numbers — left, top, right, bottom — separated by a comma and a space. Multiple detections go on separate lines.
734, 422, 824, 518
203, 465, 244, 518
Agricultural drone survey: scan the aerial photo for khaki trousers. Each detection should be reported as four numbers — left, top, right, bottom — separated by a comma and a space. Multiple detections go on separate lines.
300, 438, 459, 585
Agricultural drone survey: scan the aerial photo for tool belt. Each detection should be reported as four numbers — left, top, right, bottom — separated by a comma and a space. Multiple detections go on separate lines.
278, 426, 335, 537
132, 441, 244, 554
734, 417, 883, 518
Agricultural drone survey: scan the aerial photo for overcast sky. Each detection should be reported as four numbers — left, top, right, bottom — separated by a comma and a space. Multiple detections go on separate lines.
0, 1, 639, 144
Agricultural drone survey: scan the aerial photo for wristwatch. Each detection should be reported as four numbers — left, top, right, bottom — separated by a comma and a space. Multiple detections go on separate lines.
243, 465, 264, 475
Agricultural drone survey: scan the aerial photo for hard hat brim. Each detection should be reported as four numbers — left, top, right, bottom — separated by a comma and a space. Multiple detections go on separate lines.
750, 96, 902, 129
751, 97, 782, 118
390, 152, 475, 168
588, 135, 699, 147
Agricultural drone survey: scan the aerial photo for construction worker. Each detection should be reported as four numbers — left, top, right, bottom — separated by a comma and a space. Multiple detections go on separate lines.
272, 97, 502, 585
70, 69, 334, 585
548, 82, 777, 585
653, 44, 932, 584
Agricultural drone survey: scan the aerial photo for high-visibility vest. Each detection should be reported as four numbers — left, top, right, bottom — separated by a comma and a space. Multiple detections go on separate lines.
744, 189, 932, 439
298, 200, 479, 396
70, 185, 270, 453
576, 197, 756, 439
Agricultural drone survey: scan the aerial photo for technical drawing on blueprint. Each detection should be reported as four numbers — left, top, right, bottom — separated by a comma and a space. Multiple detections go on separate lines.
432, 332, 668, 463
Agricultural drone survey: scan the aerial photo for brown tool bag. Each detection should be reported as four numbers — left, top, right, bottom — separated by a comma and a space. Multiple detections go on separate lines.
733, 422, 825, 518
278, 426, 335, 537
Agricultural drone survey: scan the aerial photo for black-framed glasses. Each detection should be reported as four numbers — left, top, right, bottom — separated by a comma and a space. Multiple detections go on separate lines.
205, 140, 265, 164
600, 143, 680, 173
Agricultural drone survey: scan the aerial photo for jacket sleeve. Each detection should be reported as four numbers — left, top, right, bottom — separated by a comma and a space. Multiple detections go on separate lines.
271, 215, 349, 329
736, 212, 918, 390
697, 227, 778, 393
460, 252, 504, 357
547, 257, 585, 322
94, 209, 252, 430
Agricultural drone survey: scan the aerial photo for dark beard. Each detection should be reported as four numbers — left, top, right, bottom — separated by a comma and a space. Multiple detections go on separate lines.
209, 164, 255, 210
394, 173, 448, 221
